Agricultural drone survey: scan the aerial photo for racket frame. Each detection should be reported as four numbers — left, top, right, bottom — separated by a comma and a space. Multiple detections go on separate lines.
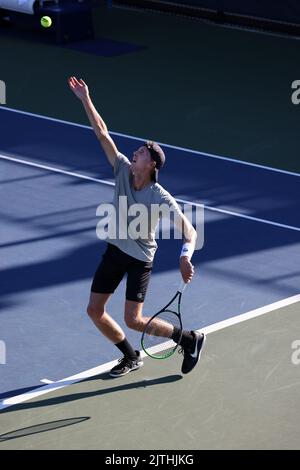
141, 281, 186, 359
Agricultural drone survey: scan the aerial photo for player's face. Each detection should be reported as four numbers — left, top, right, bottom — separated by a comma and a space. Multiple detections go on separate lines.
132, 146, 155, 175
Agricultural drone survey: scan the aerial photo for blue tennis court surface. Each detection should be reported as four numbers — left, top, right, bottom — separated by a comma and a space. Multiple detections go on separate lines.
1, 106, 300, 400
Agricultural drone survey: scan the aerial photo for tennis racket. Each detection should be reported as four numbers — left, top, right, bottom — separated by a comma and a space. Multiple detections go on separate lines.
141, 280, 187, 359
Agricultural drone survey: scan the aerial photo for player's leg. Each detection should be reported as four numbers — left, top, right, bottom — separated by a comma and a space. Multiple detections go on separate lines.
88, 244, 125, 339
124, 256, 154, 331
124, 299, 174, 337
88, 243, 133, 346
107, 297, 144, 377
87, 292, 125, 343
125, 257, 205, 373
87, 291, 143, 377
124, 299, 146, 332
125, 261, 173, 337
89, 244, 143, 377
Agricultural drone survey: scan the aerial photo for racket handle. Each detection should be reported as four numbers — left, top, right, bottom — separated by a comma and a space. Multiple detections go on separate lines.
178, 280, 187, 293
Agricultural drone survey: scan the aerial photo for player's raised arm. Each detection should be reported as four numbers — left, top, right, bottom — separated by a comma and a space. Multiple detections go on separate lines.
68, 76, 118, 167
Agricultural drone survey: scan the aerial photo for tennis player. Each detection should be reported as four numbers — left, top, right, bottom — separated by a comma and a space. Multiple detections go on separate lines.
69, 76, 206, 377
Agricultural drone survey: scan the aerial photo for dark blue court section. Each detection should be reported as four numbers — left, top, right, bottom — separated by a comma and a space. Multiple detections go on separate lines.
1, 108, 299, 228
62, 38, 147, 57
1, 108, 300, 397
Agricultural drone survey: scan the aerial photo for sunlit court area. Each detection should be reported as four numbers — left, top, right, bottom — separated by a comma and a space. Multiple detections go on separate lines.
1, 0, 300, 453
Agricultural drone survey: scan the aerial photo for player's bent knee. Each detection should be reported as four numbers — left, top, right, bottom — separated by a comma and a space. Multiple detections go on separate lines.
124, 300, 144, 331
125, 316, 142, 331
87, 304, 104, 319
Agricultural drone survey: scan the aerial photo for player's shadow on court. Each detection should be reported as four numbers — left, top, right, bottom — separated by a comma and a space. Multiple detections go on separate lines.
0, 375, 182, 415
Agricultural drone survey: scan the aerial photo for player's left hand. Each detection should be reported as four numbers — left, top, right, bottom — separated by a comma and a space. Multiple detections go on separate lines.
180, 257, 194, 283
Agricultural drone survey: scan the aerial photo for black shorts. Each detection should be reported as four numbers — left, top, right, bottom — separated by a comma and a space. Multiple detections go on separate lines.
91, 243, 153, 303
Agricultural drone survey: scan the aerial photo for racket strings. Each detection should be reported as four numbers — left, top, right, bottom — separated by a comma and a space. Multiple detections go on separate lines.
142, 309, 182, 359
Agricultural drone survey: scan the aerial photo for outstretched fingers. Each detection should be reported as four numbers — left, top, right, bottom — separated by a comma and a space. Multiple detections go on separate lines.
68, 76, 89, 100
68, 76, 81, 87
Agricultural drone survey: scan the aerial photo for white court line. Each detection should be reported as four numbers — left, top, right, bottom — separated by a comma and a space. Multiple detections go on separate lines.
1, 294, 299, 411
0, 153, 115, 187
1, 153, 300, 232
1, 106, 300, 178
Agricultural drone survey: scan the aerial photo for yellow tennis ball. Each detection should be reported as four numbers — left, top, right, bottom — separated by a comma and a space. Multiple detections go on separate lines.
41, 16, 52, 28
